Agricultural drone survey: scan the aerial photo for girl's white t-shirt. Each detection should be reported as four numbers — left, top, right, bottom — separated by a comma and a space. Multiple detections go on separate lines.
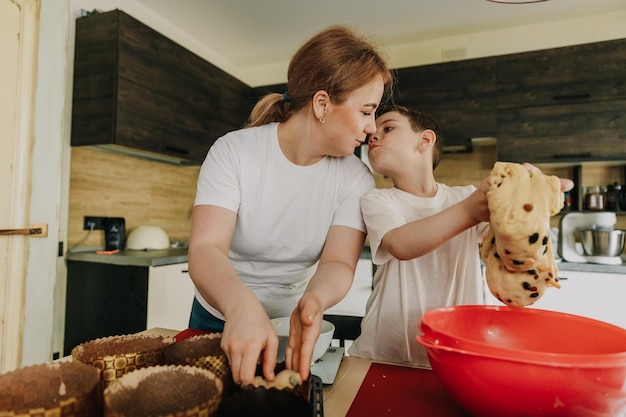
194, 122, 375, 319
349, 184, 488, 368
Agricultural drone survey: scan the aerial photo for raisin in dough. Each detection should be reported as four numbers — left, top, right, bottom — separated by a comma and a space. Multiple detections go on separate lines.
481, 227, 560, 307
486, 162, 563, 273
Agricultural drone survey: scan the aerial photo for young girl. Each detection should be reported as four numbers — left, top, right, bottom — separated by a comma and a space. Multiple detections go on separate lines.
349, 106, 572, 367
348, 106, 488, 367
188, 26, 393, 384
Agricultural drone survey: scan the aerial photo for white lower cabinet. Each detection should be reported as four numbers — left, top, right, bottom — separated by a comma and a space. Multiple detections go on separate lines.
484, 269, 626, 328
147, 259, 374, 331
147, 263, 196, 331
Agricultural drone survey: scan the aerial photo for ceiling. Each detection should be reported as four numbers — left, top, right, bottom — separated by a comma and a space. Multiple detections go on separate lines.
134, 0, 626, 84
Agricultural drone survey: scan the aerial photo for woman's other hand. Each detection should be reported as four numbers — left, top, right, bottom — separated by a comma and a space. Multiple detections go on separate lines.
284, 295, 323, 382
220, 304, 279, 385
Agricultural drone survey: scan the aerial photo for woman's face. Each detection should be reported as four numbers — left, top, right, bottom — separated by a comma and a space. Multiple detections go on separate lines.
322, 76, 384, 157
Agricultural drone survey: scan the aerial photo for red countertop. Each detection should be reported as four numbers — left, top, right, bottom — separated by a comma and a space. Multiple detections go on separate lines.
323, 358, 471, 417
345, 362, 470, 417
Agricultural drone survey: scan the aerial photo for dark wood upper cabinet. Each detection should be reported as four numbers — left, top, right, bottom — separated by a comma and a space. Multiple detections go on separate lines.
497, 38, 626, 109
72, 10, 625, 166
497, 99, 626, 163
71, 10, 251, 164
495, 38, 626, 163
394, 57, 498, 150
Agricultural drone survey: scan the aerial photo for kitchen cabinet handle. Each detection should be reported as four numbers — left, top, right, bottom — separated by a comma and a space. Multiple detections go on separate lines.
165, 146, 190, 155
552, 152, 591, 159
182, 270, 189, 273
557, 277, 568, 281
552, 93, 590, 101
0, 224, 48, 237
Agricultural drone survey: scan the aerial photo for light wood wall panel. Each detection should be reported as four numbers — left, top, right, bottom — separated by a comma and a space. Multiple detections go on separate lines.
68, 147, 200, 248
68, 145, 624, 249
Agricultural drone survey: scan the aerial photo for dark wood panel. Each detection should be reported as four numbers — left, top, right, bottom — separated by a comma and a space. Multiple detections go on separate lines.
64, 261, 149, 356
115, 78, 213, 158
497, 99, 626, 163
216, 73, 254, 136
117, 12, 224, 95
71, 9, 251, 164
497, 38, 626, 109
394, 57, 498, 146
71, 12, 118, 147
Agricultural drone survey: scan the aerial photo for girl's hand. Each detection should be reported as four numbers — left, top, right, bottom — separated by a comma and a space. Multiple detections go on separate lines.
471, 163, 574, 224
465, 176, 491, 224
522, 162, 574, 192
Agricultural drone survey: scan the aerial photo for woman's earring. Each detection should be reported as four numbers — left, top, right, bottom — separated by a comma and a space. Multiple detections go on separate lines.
319, 117, 325, 123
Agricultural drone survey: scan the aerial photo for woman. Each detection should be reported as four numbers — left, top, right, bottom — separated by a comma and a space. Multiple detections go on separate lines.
188, 25, 393, 385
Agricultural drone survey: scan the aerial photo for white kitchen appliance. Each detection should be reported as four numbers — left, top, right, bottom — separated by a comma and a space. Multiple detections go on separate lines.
126, 225, 170, 250
558, 212, 622, 265
310, 346, 344, 384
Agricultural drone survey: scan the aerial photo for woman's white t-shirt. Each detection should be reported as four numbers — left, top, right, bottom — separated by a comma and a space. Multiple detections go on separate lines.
349, 184, 488, 368
194, 122, 375, 319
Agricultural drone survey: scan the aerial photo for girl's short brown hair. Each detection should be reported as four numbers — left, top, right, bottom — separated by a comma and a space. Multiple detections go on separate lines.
248, 25, 393, 127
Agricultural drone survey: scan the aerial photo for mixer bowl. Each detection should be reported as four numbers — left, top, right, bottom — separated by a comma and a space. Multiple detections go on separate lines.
579, 228, 625, 257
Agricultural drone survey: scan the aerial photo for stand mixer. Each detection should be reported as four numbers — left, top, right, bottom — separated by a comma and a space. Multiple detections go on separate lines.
558, 212, 623, 265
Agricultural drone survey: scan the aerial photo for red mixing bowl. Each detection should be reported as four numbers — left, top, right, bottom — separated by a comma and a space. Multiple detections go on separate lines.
419, 305, 626, 367
416, 305, 626, 417
417, 335, 626, 417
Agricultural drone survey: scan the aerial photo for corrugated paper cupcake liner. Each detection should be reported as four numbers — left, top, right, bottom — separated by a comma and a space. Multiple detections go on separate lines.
71, 334, 174, 386
163, 333, 232, 396
0, 361, 102, 417
103, 365, 223, 417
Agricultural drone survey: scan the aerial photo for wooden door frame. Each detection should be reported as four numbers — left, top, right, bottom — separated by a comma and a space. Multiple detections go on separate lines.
0, 0, 40, 373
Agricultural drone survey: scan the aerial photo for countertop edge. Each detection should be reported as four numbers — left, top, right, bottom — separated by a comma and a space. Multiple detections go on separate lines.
66, 247, 626, 274
557, 259, 626, 274
66, 248, 189, 267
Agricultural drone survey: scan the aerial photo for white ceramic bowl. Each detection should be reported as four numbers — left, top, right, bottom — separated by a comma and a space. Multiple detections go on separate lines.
270, 317, 335, 364
126, 225, 170, 250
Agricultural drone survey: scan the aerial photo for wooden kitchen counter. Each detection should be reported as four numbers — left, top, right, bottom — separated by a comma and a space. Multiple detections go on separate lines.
322, 356, 371, 417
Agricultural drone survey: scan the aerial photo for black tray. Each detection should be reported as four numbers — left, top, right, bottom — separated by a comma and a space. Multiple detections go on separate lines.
309, 374, 324, 417
217, 373, 324, 417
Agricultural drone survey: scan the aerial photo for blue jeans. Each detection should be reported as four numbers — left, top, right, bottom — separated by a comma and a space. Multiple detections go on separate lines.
189, 297, 225, 332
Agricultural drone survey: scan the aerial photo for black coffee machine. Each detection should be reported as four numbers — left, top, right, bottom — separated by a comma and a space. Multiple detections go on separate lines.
103, 217, 126, 251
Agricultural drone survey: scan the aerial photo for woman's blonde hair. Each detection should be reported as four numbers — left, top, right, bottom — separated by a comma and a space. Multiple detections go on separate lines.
247, 25, 393, 127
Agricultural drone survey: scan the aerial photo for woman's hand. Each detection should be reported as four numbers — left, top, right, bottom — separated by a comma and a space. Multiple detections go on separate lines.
284, 294, 324, 382
282, 225, 362, 380
220, 304, 279, 386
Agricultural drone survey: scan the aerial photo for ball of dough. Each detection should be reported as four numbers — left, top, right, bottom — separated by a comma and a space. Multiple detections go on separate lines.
251, 369, 302, 390
481, 221, 560, 308
486, 162, 563, 273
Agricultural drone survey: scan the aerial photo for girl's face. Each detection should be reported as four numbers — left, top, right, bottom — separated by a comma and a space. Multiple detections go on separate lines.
322, 76, 384, 157
367, 111, 420, 176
